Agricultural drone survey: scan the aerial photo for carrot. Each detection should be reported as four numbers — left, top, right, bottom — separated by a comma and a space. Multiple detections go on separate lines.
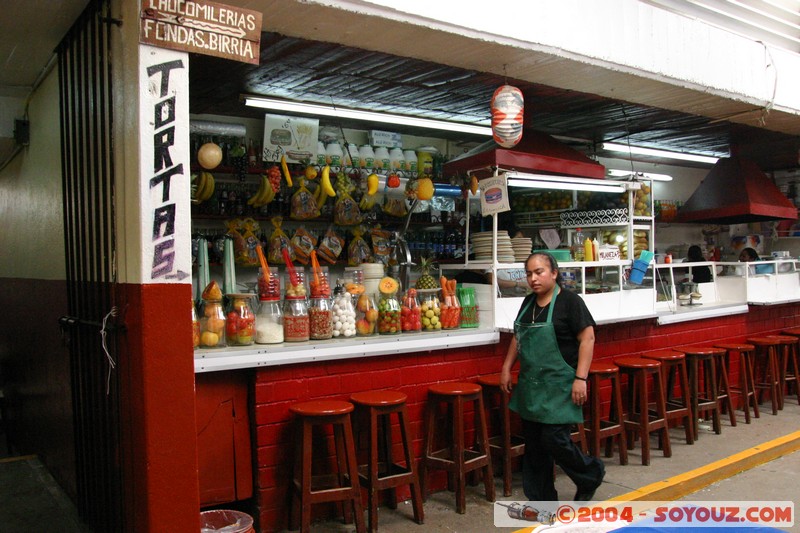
440, 276, 449, 294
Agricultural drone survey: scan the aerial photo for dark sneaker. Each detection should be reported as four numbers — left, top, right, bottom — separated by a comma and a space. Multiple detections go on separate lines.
574, 462, 605, 502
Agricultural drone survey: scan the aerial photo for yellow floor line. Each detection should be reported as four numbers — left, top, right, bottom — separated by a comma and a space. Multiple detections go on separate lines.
513, 430, 800, 533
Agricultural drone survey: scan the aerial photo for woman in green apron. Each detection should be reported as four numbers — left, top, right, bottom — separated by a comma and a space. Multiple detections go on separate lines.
500, 252, 605, 502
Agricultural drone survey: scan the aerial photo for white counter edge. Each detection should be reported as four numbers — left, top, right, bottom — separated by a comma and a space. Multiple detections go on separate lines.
657, 303, 750, 325
194, 328, 500, 373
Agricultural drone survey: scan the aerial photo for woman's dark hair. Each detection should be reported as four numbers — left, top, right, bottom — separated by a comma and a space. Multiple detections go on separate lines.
527, 251, 563, 287
739, 247, 759, 261
687, 245, 704, 262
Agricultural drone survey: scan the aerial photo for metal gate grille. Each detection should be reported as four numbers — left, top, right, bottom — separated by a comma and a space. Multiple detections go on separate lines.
58, 0, 121, 530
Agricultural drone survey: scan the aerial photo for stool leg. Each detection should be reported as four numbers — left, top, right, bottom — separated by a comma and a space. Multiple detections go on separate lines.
611, 373, 628, 465
334, 423, 354, 524
705, 358, 722, 435
420, 400, 436, 501
688, 358, 699, 441
453, 396, 467, 514
653, 368, 671, 458
499, 388, 513, 497
300, 421, 313, 533
768, 348, 780, 414
638, 372, 651, 466
342, 417, 367, 533
737, 352, 751, 424
717, 355, 736, 427
589, 375, 601, 458
745, 352, 760, 419
366, 407, 380, 532
475, 393, 496, 503
379, 413, 397, 511
398, 406, 424, 524
678, 360, 694, 445
789, 344, 800, 404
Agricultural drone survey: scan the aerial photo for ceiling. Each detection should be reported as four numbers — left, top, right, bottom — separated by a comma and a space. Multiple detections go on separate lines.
2, 1, 800, 174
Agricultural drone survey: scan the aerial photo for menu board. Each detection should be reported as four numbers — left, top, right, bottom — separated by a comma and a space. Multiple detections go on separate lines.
261, 114, 319, 163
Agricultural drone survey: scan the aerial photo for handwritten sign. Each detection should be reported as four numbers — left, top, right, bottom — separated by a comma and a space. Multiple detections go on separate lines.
479, 173, 511, 216
140, 1, 262, 65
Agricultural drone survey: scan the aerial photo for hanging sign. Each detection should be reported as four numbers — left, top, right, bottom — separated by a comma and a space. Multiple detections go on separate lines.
140, 1, 262, 65
262, 114, 319, 163
491, 85, 524, 148
479, 173, 511, 216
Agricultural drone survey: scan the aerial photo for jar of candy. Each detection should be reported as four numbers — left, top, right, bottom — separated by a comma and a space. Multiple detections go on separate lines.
257, 267, 280, 300
400, 288, 422, 333
285, 268, 307, 299
191, 300, 201, 349
256, 296, 283, 344
283, 296, 309, 342
419, 292, 441, 332
225, 294, 256, 346
440, 292, 461, 330
198, 297, 226, 347
332, 282, 357, 338
377, 290, 401, 335
309, 296, 334, 340
354, 292, 379, 336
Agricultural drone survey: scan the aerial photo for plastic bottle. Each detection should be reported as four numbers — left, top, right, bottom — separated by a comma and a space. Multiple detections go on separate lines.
573, 228, 585, 261
584, 237, 594, 262
592, 238, 600, 263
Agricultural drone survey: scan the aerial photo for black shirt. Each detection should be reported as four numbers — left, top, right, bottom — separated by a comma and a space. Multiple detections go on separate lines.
688, 264, 712, 283
515, 287, 596, 368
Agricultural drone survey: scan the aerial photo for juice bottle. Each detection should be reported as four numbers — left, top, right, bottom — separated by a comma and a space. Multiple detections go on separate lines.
584, 237, 594, 262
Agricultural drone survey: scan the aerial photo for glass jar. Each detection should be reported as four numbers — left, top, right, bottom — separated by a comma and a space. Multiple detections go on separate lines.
256, 298, 283, 344
309, 266, 331, 299
332, 284, 357, 338
191, 300, 201, 349
419, 293, 441, 332
440, 292, 461, 330
283, 297, 309, 342
400, 288, 422, 333
199, 298, 226, 347
377, 291, 401, 335
257, 267, 280, 300
285, 268, 307, 299
225, 294, 256, 346
354, 292, 379, 336
309, 296, 334, 340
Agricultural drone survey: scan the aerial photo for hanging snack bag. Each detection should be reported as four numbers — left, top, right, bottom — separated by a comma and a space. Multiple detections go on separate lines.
291, 226, 317, 265
334, 190, 362, 226
348, 226, 372, 266
382, 197, 407, 218
238, 218, 261, 266
317, 225, 345, 265
370, 227, 392, 266
267, 216, 294, 264
225, 218, 249, 265
289, 179, 321, 220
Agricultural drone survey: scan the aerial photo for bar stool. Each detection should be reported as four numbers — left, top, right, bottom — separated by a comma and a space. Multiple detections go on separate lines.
675, 346, 724, 439
476, 374, 524, 497
421, 382, 495, 514
641, 350, 694, 445
747, 337, 783, 415
350, 391, 424, 532
586, 361, 628, 465
614, 357, 671, 466
714, 343, 759, 424
775, 332, 800, 405
712, 348, 737, 427
571, 423, 588, 454
289, 400, 366, 533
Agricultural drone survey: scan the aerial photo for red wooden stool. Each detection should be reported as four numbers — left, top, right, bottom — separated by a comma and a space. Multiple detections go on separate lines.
289, 400, 366, 533
714, 343, 759, 423
747, 337, 783, 415
571, 423, 588, 454
350, 391, 424, 532
674, 347, 724, 439
641, 350, 694, 445
614, 357, 671, 466
586, 361, 628, 465
712, 348, 737, 427
421, 382, 495, 514
476, 374, 524, 497
775, 331, 800, 405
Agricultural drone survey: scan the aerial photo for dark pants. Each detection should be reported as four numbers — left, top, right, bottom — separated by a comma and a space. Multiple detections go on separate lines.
521, 419, 605, 501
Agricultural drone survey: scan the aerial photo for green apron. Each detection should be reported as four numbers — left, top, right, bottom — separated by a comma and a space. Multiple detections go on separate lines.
509, 287, 584, 424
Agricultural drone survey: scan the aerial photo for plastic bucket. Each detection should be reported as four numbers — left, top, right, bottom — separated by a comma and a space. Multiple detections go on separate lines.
200, 510, 254, 533
628, 259, 649, 285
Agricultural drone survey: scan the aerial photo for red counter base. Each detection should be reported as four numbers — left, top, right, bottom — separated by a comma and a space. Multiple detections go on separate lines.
251, 303, 800, 532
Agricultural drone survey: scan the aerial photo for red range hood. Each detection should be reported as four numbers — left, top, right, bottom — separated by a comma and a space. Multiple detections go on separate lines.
444, 129, 605, 179
674, 156, 797, 224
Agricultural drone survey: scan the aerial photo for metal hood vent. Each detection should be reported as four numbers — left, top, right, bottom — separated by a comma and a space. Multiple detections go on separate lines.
674, 156, 797, 224
444, 129, 605, 179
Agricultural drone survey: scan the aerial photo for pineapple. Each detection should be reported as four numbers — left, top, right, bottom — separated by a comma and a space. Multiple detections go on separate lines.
414, 256, 438, 289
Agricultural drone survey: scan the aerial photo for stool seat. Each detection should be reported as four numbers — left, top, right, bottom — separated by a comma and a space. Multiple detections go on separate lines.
781, 328, 800, 337
429, 382, 482, 396
290, 400, 354, 416
589, 361, 619, 374
476, 374, 518, 387
747, 337, 783, 346
614, 356, 660, 370
715, 343, 755, 352
641, 350, 685, 361
675, 346, 725, 356
351, 390, 408, 407
765, 335, 797, 343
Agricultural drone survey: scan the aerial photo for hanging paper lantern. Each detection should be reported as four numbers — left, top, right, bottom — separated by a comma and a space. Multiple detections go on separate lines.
491, 85, 524, 148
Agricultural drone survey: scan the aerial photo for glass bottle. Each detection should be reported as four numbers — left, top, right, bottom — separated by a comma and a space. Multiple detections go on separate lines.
377, 288, 401, 335
420, 292, 442, 332
440, 290, 461, 330
309, 296, 333, 340
354, 291, 379, 336
198, 297, 226, 348
257, 267, 280, 301
283, 296, 309, 342
573, 228, 585, 261
225, 294, 256, 346
284, 267, 307, 299
332, 282, 357, 338
256, 296, 283, 344
400, 288, 422, 333
191, 300, 200, 349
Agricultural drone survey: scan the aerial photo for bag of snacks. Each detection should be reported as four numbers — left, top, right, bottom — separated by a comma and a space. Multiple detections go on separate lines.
267, 216, 294, 264
370, 227, 392, 265
289, 179, 321, 220
382, 197, 407, 217
291, 226, 317, 265
225, 219, 249, 265
238, 218, 261, 266
348, 226, 372, 266
317, 225, 345, 265
334, 190, 362, 226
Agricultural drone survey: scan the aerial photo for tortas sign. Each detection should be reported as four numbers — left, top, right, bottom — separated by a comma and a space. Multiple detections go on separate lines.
140, 1, 262, 65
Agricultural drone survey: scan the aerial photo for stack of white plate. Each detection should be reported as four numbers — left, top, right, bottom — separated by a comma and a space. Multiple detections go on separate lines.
360, 262, 386, 296
470, 231, 515, 263
511, 237, 533, 262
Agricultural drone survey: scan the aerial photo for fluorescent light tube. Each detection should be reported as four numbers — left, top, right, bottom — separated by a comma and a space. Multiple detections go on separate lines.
505, 171, 624, 193
607, 169, 673, 182
243, 95, 493, 136
602, 142, 720, 164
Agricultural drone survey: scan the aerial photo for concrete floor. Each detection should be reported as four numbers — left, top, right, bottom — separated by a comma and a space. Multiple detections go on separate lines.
0, 402, 797, 532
